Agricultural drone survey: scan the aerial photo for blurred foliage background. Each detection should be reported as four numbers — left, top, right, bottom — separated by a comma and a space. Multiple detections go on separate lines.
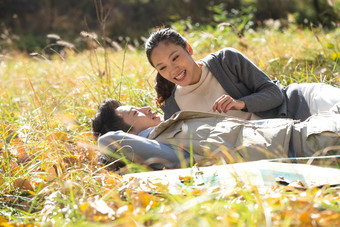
0, 0, 339, 52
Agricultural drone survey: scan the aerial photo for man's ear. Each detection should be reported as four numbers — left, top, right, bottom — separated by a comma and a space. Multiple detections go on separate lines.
186, 42, 193, 55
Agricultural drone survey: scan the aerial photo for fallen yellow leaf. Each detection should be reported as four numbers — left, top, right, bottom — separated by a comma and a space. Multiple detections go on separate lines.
46, 166, 58, 181
299, 210, 312, 225
13, 177, 34, 191
179, 175, 193, 185
0, 176, 5, 186
0, 215, 14, 227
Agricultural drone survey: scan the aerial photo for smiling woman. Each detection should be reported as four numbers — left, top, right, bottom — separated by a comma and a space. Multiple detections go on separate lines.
145, 28, 340, 121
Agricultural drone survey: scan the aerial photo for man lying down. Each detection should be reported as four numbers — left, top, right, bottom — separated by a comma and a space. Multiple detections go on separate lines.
92, 98, 340, 170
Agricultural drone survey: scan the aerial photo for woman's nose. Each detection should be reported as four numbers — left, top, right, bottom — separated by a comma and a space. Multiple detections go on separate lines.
169, 65, 178, 76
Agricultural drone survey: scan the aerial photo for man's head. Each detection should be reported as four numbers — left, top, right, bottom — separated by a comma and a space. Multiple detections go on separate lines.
92, 98, 161, 139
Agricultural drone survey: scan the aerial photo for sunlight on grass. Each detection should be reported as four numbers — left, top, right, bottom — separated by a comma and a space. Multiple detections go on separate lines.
0, 24, 340, 226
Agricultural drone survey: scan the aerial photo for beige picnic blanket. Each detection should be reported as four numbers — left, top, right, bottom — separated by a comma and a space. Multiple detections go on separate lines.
123, 160, 340, 194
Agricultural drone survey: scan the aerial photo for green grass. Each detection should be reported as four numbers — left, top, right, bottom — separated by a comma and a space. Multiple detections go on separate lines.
0, 22, 340, 226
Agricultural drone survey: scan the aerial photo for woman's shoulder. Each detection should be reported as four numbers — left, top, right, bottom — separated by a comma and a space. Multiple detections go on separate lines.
214, 47, 241, 55
203, 47, 243, 60
201, 48, 243, 66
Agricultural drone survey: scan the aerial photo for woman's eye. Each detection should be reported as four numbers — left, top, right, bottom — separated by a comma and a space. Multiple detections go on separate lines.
160, 66, 166, 71
173, 55, 179, 61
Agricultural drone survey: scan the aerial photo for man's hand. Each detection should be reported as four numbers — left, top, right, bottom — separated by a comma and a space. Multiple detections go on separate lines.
212, 95, 246, 113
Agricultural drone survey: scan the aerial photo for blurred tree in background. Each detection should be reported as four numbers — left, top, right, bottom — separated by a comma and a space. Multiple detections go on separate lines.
0, 0, 339, 52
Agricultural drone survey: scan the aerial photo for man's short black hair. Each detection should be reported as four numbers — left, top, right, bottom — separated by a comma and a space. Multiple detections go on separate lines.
91, 98, 132, 139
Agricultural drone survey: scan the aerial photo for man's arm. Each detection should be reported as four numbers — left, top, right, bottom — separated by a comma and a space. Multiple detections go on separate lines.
98, 130, 190, 170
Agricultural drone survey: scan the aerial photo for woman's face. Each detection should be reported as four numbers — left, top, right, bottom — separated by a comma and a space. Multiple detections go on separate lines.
116, 106, 161, 134
150, 41, 201, 86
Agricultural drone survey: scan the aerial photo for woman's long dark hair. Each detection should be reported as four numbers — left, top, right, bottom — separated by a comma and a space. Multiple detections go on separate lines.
155, 73, 175, 106
145, 27, 187, 106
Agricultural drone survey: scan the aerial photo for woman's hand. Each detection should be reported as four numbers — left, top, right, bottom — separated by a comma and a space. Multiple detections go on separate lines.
213, 95, 246, 113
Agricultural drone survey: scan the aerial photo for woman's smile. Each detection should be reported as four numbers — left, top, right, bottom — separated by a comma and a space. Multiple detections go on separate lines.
175, 70, 186, 81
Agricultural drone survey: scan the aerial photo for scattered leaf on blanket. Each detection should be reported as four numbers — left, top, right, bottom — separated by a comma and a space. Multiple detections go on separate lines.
275, 176, 291, 186
191, 188, 204, 195
287, 180, 305, 189
179, 175, 193, 185
276, 177, 306, 190
136, 191, 158, 209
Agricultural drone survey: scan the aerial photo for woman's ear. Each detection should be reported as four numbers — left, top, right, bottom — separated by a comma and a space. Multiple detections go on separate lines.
186, 42, 193, 55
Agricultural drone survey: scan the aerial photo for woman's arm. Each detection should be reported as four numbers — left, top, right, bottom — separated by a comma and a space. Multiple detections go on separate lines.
206, 48, 284, 113
226, 48, 284, 112
98, 131, 190, 170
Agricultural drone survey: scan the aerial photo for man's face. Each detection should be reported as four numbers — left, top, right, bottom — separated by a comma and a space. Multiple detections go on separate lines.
116, 106, 161, 134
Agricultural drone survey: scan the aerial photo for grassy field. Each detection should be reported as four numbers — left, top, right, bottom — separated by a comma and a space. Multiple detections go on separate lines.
1, 22, 340, 226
